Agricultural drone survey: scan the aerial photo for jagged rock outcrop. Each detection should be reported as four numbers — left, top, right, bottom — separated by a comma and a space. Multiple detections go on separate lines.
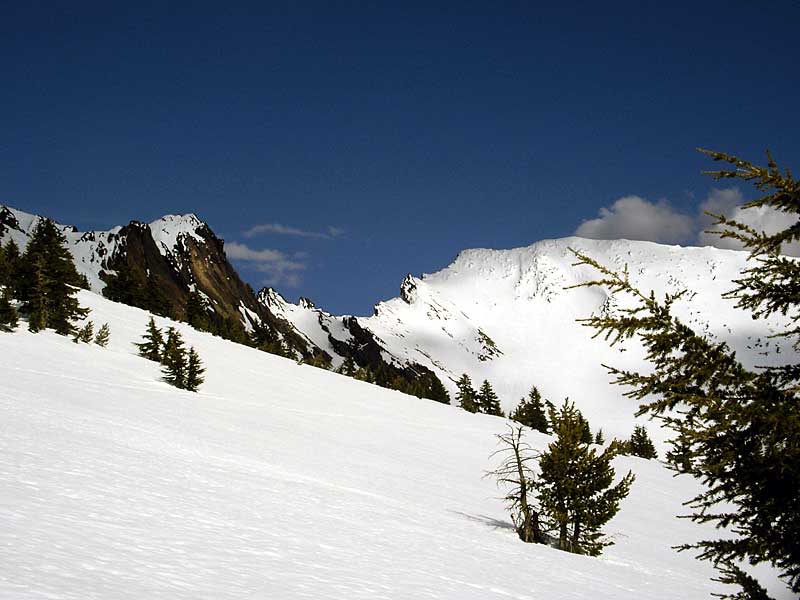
0, 205, 311, 358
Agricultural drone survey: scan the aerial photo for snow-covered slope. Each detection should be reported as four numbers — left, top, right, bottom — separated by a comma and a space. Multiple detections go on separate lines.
267, 238, 794, 444
0, 290, 789, 599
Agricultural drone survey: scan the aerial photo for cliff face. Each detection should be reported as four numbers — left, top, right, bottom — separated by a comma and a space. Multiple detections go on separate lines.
0, 205, 309, 357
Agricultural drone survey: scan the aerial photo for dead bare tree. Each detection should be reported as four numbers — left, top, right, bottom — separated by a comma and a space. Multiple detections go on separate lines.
485, 425, 542, 543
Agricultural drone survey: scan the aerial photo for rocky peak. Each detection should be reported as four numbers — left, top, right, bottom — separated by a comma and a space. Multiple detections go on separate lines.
400, 274, 417, 304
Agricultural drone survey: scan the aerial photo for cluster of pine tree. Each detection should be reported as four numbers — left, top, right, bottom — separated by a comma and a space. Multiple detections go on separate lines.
0, 220, 89, 334
488, 401, 635, 557
103, 264, 172, 319
136, 317, 204, 392
335, 355, 451, 404
509, 385, 599, 444
72, 321, 110, 347
455, 374, 503, 416
615, 425, 657, 460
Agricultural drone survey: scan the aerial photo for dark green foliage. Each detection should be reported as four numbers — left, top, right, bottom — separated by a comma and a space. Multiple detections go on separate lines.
94, 323, 110, 347
73, 321, 94, 344
136, 317, 164, 361
16, 219, 88, 334
478, 379, 504, 416
26, 256, 48, 333
578, 413, 592, 445
353, 366, 375, 383
535, 400, 634, 556
397, 371, 451, 404
213, 316, 250, 345
422, 372, 451, 404
0, 244, 7, 288
1, 239, 21, 291
185, 347, 205, 392
570, 149, 800, 598
510, 386, 549, 433
161, 327, 188, 388
337, 355, 357, 377
185, 290, 209, 330
305, 353, 332, 370
594, 429, 605, 445
103, 267, 173, 318
628, 425, 657, 460
456, 373, 479, 413
0, 287, 18, 331
250, 320, 291, 357
485, 426, 542, 543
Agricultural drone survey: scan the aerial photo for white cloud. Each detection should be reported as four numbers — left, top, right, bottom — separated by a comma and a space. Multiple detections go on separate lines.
575, 188, 800, 256
225, 241, 306, 287
243, 222, 344, 239
575, 196, 694, 244
697, 188, 800, 256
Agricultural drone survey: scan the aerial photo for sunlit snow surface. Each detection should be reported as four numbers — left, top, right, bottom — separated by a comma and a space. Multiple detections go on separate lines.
272, 237, 796, 447
0, 291, 790, 599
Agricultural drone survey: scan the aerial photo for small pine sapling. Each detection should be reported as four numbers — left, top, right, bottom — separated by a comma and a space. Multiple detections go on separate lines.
161, 327, 188, 389
455, 373, 479, 413
94, 323, 110, 347
628, 425, 657, 460
136, 317, 164, 361
73, 321, 94, 344
185, 347, 205, 392
478, 379, 504, 416
510, 386, 549, 433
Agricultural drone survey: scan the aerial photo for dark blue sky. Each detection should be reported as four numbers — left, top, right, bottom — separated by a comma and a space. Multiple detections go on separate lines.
2, 2, 799, 314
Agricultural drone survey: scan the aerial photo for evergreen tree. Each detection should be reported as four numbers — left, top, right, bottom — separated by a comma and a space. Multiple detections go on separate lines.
73, 321, 94, 344
94, 323, 110, 347
353, 366, 374, 383
337, 355, 357, 377
594, 428, 605, 445
510, 385, 549, 433
185, 290, 209, 330
485, 426, 542, 543
628, 425, 657, 460
185, 347, 205, 392
144, 274, 173, 318
136, 317, 164, 361
578, 413, 593, 445
478, 379, 504, 416
161, 327, 188, 388
455, 373, 479, 413
1, 239, 20, 292
570, 149, 800, 597
26, 256, 48, 333
250, 321, 289, 357
0, 244, 7, 288
17, 219, 88, 334
424, 373, 451, 404
535, 400, 635, 556
0, 287, 18, 332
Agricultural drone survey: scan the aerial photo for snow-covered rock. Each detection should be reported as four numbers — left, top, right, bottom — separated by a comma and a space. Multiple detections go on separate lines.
265, 237, 795, 444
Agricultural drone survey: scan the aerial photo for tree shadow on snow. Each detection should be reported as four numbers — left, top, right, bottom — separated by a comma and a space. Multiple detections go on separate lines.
450, 511, 516, 531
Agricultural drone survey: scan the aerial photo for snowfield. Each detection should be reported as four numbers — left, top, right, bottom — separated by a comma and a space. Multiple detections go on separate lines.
0, 291, 790, 599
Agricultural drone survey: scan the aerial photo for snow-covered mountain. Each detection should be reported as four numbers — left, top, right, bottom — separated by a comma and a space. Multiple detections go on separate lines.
0, 289, 789, 599
3, 203, 793, 443
0, 206, 447, 389
0, 205, 328, 362
263, 238, 794, 443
